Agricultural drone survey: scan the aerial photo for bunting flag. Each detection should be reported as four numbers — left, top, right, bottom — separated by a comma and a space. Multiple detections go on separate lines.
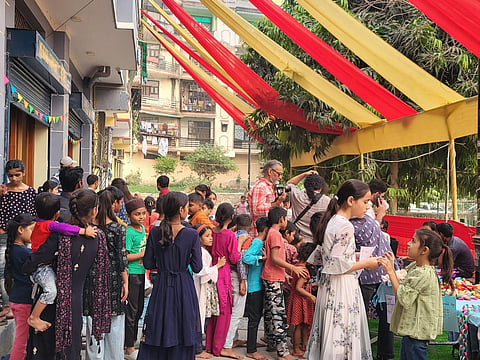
68, 135, 83, 145
249, 0, 416, 121
157, 0, 347, 135
9, 82, 68, 124
297, 0, 464, 110
407, 0, 480, 58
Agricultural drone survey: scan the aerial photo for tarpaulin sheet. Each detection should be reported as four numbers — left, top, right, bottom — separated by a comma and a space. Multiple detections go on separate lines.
383, 215, 475, 257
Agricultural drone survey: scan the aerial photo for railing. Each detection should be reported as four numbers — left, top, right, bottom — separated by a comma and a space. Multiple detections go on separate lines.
179, 137, 214, 147
142, 97, 177, 109
181, 102, 216, 113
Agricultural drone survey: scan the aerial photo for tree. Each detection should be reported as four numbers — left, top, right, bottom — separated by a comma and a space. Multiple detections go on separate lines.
185, 144, 238, 184
242, 0, 478, 207
153, 156, 177, 176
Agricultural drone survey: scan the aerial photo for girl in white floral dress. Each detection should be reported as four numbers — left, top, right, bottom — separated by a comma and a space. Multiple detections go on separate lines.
306, 179, 380, 360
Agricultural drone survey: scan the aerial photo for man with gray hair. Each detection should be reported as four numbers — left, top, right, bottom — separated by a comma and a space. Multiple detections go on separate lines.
248, 160, 287, 235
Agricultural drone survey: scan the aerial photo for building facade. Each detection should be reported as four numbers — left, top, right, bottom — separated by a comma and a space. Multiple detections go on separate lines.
0, 0, 139, 188
124, 0, 262, 187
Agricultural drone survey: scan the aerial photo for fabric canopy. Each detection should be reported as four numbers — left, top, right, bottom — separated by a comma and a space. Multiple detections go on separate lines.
141, 20, 260, 140
408, 0, 480, 58
200, 0, 385, 129
141, 7, 255, 106
159, 0, 345, 135
249, 0, 416, 121
297, 0, 464, 110
292, 96, 477, 165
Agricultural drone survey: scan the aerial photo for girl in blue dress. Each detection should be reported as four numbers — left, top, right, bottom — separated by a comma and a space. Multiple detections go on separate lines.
138, 192, 203, 360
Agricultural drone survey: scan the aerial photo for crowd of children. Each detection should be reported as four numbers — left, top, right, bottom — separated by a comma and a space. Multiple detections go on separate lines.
0, 162, 460, 360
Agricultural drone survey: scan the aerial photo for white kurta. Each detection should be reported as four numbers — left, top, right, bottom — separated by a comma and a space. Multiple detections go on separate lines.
193, 247, 219, 332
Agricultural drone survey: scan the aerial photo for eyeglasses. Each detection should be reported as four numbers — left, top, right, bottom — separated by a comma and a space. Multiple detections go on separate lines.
272, 169, 283, 176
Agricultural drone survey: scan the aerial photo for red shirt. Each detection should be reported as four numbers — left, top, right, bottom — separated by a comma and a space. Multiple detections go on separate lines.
261, 228, 286, 282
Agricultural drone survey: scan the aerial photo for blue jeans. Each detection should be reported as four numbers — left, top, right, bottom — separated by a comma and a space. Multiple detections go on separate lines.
0, 233, 8, 306
86, 313, 125, 359
32, 264, 57, 305
400, 336, 428, 360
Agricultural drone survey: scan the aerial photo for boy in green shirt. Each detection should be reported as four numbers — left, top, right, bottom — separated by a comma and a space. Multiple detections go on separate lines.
124, 199, 147, 359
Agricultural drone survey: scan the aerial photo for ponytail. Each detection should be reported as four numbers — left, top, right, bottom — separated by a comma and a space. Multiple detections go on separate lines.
415, 228, 454, 291
315, 197, 338, 246
440, 244, 454, 291
157, 192, 188, 248
5, 214, 36, 293
215, 203, 234, 229
315, 179, 369, 246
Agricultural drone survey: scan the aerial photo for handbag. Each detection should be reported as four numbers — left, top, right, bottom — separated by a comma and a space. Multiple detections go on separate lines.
205, 280, 220, 318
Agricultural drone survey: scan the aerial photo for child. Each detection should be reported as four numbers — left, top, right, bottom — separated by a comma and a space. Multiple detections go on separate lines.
193, 224, 227, 359
205, 203, 245, 358
291, 233, 304, 250
281, 221, 298, 311
189, 193, 214, 228
262, 206, 308, 360
137, 192, 203, 360
379, 229, 453, 360
4, 214, 36, 360
305, 179, 380, 360
223, 214, 252, 356
28, 192, 97, 332
143, 196, 159, 234
287, 243, 317, 357
124, 198, 147, 360
243, 217, 269, 360
203, 199, 216, 224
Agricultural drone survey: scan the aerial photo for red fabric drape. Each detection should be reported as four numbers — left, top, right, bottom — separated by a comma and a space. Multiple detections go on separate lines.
384, 215, 475, 257
160, 0, 346, 135
144, 24, 263, 142
250, 0, 416, 120
408, 0, 480, 58
141, 9, 257, 107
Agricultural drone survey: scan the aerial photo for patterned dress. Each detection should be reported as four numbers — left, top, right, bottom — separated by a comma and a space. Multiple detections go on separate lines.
306, 214, 372, 360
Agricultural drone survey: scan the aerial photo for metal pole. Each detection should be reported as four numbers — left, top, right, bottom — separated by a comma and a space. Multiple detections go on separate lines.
473, 61, 480, 283
449, 139, 458, 221
247, 137, 251, 190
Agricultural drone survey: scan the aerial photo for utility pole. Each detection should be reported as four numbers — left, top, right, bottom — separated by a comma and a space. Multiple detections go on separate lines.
473, 62, 480, 283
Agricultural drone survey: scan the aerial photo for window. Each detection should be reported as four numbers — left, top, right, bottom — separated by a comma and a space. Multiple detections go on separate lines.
192, 16, 212, 32
143, 80, 159, 99
147, 44, 160, 58
181, 80, 215, 112
234, 123, 249, 141
188, 121, 211, 140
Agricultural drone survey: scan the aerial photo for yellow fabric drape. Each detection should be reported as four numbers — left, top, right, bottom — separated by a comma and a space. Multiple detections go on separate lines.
291, 96, 477, 165
297, 0, 464, 110
142, 20, 256, 116
200, 0, 385, 128
146, 0, 253, 103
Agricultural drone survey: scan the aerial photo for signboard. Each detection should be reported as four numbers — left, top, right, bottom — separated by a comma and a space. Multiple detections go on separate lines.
35, 33, 71, 94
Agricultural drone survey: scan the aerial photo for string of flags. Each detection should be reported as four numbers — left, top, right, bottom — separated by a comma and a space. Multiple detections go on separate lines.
5, 76, 68, 124
68, 135, 83, 145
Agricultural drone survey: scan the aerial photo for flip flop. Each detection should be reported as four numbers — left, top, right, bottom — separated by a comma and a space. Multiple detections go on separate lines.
0, 319, 8, 326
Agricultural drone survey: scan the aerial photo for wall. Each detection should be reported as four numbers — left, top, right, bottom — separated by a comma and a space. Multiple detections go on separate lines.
123, 150, 262, 187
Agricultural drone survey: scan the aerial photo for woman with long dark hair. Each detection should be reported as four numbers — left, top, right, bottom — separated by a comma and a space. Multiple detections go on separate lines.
24, 189, 111, 360
138, 192, 202, 360
111, 178, 133, 224
85, 189, 128, 359
0, 160, 36, 319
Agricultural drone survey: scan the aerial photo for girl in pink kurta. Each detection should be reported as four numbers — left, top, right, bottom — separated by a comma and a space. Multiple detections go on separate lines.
205, 203, 242, 357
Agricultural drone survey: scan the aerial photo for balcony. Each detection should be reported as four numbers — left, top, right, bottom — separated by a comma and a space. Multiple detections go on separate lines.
179, 137, 214, 147
181, 102, 216, 113
147, 59, 179, 76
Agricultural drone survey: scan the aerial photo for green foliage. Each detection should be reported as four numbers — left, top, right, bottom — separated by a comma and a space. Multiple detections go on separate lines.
184, 144, 238, 184
153, 156, 177, 176
125, 169, 142, 186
